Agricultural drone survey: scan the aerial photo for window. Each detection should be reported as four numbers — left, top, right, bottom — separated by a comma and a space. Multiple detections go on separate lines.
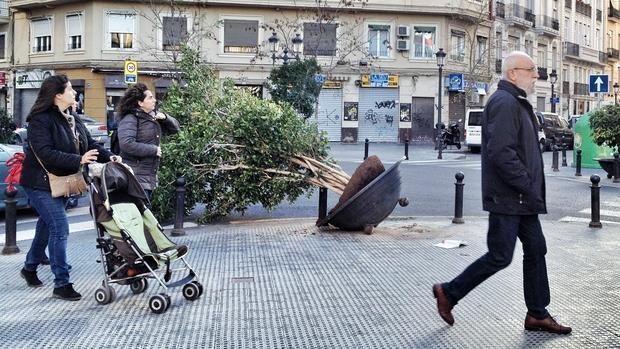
31, 17, 53, 53
107, 12, 135, 49
552, 46, 558, 69
66, 13, 83, 50
508, 35, 519, 53
495, 32, 502, 60
0, 33, 5, 60
476, 36, 487, 64
368, 24, 390, 58
303, 23, 337, 56
223, 19, 258, 53
450, 30, 465, 62
524, 39, 533, 56
564, 18, 570, 41
413, 26, 435, 58
162, 16, 188, 51
537, 44, 547, 68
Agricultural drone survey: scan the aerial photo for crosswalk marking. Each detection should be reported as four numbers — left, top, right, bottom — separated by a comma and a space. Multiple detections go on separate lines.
560, 197, 620, 225
578, 208, 620, 217
559, 217, 620, 225
0, 206, 91, 229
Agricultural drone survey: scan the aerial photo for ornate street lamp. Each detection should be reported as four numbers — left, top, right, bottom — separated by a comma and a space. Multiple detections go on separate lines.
268, 32, 303, 66
549, 69, 558, 113
435, 48, 446, 160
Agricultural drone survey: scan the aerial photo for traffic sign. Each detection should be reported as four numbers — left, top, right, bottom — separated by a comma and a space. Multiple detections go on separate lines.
448, 73, 463, 91
314, 74, 326, 84
124, 60, 138, 84
550, 96, 560, 104
589, 74, 609, 93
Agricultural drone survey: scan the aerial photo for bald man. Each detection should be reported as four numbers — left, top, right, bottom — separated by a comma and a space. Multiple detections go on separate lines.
432, 52, 571, 334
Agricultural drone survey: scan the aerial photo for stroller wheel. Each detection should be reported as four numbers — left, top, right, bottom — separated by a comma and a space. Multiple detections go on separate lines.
163, 294, 171, 310
182, 282, 200, 301
129, 278, 148, 294
149, 294, 169, 314
191, 281, 204, 297
94, 286, 116, 305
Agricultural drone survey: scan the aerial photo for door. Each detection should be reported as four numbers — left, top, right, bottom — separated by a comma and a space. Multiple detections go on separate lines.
411, 97, 435, 143
316, 88, 343, 141
358, 88, 399, 142
537, 96, 546, 112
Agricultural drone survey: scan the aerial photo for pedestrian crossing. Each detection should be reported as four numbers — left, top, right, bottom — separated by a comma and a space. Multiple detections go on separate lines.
559, 198, 620, 225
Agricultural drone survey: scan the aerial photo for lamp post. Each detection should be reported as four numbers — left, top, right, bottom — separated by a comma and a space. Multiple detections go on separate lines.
268, 32, 303, 66
614, 82, 619, 105
549, 69, 558, 113
435, 48, 446, 160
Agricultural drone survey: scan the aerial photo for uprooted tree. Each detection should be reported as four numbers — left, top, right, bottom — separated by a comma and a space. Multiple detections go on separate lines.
151, 46, 350, 223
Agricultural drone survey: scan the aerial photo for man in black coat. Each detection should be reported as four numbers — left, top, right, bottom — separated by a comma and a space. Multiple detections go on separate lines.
432, 51, 571, 334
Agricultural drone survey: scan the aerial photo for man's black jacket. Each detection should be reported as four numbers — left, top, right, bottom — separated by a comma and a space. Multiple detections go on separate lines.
481, 80, 547, 215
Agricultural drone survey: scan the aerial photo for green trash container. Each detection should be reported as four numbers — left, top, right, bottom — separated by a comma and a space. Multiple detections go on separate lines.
572, 111, 614, 168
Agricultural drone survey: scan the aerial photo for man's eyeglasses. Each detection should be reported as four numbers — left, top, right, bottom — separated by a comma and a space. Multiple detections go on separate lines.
512, 66, 537, 72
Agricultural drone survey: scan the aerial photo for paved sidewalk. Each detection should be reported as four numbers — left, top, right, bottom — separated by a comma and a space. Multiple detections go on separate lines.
1, 217, 618, 348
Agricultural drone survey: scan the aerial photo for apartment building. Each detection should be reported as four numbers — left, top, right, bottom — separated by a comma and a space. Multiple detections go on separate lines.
0, 0, 9, 112
606, 0, 620, 104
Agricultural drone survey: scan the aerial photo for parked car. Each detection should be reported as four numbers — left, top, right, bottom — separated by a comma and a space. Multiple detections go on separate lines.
536, 112, 574, 150
80, 115, 109, 148
0, 143, 30, 211
464, 108, 484, 153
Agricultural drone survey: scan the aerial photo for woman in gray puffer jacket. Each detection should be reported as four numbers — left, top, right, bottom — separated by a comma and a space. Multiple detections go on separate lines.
116, 83, 180, 200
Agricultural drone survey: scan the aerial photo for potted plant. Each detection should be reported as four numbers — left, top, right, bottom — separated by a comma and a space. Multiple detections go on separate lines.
589, 104, 620, 178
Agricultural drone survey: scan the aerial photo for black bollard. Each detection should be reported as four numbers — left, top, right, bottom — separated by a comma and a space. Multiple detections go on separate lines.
452, 172, 465, 224
575, 149, 582, 176
2, 188, 20, 255
171, 176, 186, 236
589, 175, 602, 229
318, 187, 328, 224
404, 139, 409, 160
614, 153, 620, 183
561, 147, 567, 167
364, 138, 369, 160
552, 146, 559, 172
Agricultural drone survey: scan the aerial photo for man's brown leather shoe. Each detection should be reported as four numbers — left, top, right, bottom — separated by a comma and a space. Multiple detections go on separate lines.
432, 284, 454, 325
524, 314, 572, 334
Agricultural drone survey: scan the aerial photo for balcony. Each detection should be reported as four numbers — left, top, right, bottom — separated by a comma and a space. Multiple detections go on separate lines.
608, 48, 620, 61
535, 15, 560, 37
575, 0, 592, 17
574, 82, 589, 96
600, 51, 608, 64
562, 81, 570, 95
563, 42, 580, 58
610, 6, 620, 22
496, 1, 505, 18
537, 67, 548, 80
565, 0, 572, 9
496, 59, 502, 73
505, 4, 536, 28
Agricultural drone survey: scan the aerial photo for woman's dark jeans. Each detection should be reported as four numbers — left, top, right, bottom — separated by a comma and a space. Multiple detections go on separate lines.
443, 213, 550, 319
22, 187, 71, 288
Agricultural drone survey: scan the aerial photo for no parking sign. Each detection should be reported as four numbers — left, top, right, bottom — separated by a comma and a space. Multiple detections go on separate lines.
124, 60, 138, 84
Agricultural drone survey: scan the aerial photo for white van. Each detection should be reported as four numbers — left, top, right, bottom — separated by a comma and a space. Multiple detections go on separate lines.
464, 108, 484, 153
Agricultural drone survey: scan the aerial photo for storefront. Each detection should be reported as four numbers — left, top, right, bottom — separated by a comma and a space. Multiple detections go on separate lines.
357, 74, 399, 142
14, 69, 54, 125
316, 81, 343, 142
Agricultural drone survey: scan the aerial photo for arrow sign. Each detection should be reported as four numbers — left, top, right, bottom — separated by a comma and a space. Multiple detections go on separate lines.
589, 74, 609, 93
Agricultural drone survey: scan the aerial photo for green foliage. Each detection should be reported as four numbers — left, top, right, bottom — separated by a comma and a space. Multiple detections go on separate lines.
589, 105, 620, 152
0, 109, 16, 144
266, 58, 322, 119
151, 47, 330, 223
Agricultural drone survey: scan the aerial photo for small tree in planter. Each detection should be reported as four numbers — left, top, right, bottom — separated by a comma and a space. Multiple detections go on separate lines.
589, 104, 620, 177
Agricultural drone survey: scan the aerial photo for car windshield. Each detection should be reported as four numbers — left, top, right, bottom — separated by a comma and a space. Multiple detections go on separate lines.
468, 111, 483, 126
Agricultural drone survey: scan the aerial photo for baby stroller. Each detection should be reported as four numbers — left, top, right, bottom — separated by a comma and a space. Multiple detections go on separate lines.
86, 162, 202, 314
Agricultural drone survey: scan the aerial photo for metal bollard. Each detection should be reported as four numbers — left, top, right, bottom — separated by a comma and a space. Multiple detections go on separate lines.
589, 175, 602, 229
561, 147, 567, 167
171, 176, 186, 236
364, 138, 369, 160
552, 146, 559, 172
452, 172, 465, 224
404, 139, 409, 160
575, 149, 582, 176
614, 152, 620, 183
318, 187, 328, 224
2, 188, 20, 255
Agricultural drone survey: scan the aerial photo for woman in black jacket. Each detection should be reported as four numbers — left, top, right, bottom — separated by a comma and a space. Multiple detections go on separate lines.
19, 74, 121, 301
116, 83, 180, 200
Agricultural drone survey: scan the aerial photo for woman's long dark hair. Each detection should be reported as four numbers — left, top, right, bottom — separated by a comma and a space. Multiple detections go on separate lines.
26, 74, 70, 122
117, 83, 149, 119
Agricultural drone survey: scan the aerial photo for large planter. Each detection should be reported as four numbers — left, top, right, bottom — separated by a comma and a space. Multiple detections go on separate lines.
596, 158, 619, 179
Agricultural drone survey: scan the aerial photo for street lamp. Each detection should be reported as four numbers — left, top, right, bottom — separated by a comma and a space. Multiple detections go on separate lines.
268, 32, 303, 66
549, 69, 558, 113
614, 82, 619, 105
435, 47, 446, 160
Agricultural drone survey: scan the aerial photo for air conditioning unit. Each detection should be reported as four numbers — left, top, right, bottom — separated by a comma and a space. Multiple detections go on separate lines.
397, 25, 410, 37
396, 39, 410, 51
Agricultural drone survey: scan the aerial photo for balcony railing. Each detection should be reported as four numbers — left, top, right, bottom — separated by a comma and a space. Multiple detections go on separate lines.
563, 42, 580, 57
609, 6, 620, 20
496, 59, 502, 73
574, 82, 589, 96
537, 15, 560, 30
608, 48, 620, 60
508, 4, 536, 24
565, 0, 572, 9
538, 67, 548, 80
562, 81, 570, 94
600, 51, 608, 64
597, 9, 602, 21
576, 0, 592, 16
496, 1, 505, 18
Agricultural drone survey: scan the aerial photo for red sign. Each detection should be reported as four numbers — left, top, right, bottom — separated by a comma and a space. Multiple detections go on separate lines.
0, 72, 6, 87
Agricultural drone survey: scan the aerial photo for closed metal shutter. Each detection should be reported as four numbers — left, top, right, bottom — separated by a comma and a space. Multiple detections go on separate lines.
316, 88, 342, 141
18, 90, 39, 125
358, 88, 399, 142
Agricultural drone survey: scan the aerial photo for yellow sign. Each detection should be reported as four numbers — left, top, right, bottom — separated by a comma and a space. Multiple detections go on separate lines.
360, 74, 399, 88
124, 60, 138, 84
322, 80, 342, 89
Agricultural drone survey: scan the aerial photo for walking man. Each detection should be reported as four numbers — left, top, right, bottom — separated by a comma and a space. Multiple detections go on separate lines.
432, 51, 571, 334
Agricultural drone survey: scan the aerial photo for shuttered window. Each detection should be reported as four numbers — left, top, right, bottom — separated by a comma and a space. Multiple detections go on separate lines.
163, 17, 188, 51
108, 12, 135, 49
223, 19, 258, 53
66, 13, 84, 50
32, 18, 53, 53
303, 23, 337, 56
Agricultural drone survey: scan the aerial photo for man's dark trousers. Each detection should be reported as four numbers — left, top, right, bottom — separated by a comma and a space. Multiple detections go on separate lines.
442, 213, 550, 319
